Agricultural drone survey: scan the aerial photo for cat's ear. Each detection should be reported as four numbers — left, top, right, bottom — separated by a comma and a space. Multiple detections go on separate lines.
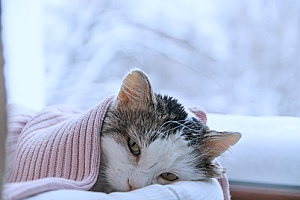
114, 69, 155, 109
200, 131, 241, 159
188, 107, 207, 124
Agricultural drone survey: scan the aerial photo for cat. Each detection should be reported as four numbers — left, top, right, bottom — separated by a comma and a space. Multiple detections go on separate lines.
91, 69, 241, 193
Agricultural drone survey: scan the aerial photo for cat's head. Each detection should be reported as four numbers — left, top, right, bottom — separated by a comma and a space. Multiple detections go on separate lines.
99, 69, 241, 192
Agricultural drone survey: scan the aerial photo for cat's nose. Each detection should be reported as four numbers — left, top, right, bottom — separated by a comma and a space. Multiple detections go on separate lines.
129, 183, 137, 191
128, 179, 138, 191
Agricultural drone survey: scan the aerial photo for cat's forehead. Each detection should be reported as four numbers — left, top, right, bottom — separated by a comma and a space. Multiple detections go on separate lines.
106, 93, 208, 147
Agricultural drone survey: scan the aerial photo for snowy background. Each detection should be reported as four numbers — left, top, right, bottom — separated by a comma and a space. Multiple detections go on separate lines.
44, 0, 300, 117
3, 0, 300, 117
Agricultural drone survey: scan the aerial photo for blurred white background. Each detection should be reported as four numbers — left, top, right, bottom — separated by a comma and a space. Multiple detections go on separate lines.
3, 0, 300, 117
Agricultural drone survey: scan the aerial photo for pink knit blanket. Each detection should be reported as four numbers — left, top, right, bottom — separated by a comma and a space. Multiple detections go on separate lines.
3, 96, 230, 200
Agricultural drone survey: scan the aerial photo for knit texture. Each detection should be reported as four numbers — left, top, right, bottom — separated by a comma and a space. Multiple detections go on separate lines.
3, 96, 230, 200
4, 96, 114, 200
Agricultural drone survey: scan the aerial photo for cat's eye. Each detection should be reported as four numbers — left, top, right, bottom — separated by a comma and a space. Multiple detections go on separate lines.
160, 173, 179, 181
128, 138, 140, 156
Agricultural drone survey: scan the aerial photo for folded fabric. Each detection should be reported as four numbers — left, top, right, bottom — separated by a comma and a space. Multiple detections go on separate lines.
3, 95, 230, 200
24, 179, 224, 200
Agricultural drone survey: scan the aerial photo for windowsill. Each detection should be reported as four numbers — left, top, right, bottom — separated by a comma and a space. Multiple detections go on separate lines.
230, 181, 300, 200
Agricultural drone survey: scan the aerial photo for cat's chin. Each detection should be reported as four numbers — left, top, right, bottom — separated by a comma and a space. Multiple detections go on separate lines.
94, 186, 116, 194
90, 181, 122, 193
97, 184, 131, 193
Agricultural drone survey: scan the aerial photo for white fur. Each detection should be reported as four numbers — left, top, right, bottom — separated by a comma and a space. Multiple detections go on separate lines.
100, 130, 205, 192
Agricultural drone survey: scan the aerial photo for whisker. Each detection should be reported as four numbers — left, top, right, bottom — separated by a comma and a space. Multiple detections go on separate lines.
158, 120, 203, 136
